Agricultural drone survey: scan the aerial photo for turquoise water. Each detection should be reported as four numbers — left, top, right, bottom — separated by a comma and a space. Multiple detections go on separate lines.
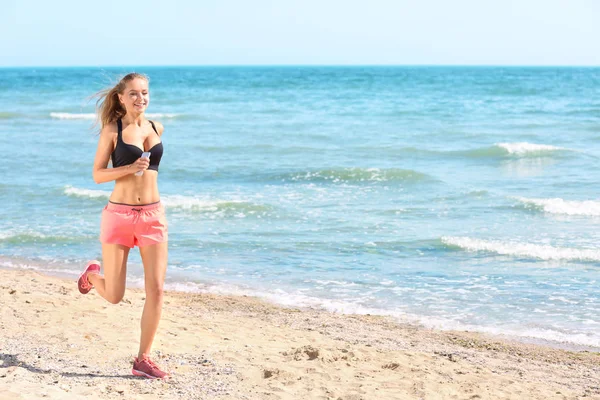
1, 66, 599, 349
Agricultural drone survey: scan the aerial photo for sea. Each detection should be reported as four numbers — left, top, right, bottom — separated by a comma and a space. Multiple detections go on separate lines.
0, 66, 599, 350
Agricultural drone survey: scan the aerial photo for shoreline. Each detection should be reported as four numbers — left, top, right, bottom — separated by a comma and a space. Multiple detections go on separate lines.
1, 258, 599, 355
1, 258, 598, 354
1, 268, 599, 399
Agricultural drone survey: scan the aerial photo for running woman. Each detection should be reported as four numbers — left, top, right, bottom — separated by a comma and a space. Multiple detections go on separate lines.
78, 73, 169, 379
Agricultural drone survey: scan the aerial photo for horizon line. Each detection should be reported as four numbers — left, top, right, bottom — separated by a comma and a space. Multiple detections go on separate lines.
1, 63, 599, 69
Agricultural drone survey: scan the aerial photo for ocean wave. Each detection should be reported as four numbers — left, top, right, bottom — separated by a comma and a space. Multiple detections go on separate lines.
50, 112, 181, 120
360, 143, 572, 160
458, 142, 571, 158
64, 185, 111, 199
275, 168, 431, 183
0, 231, 90, 245
441, 236, 600, 262
515, 197, 600, 216
63, 186, 272, 213
161, 195, 273, 213
495, 142, 567, 155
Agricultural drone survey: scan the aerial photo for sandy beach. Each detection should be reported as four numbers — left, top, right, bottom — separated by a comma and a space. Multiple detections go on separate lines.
0, 268, 598, 400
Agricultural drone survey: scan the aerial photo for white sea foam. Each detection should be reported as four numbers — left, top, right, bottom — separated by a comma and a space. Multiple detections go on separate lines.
50, 113, 96, 120
0, 260, 81, 277
549, 296, 579, 305
50, 112, 180, 120
160, 194, 246, 211
63, 186, 260, 212
516, 197, 600, 216
64, 185, 111, 199
313, 280, 360, 287
495, 142, 566, 155
442, 236, 600, 262
410, 315, 600, 349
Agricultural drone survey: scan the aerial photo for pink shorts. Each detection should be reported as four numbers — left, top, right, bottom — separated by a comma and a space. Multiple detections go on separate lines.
100, 201, 168, 248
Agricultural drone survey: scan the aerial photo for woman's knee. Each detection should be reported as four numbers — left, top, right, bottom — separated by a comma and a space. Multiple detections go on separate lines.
145, 284, 164, 300
105, 290, 125, 304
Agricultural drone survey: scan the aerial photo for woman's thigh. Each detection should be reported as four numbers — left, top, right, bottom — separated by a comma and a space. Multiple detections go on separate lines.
102, 243, 130, 303
139, 242, 168, 295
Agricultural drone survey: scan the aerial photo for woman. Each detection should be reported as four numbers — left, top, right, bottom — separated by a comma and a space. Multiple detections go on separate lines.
77, 73, 169, 380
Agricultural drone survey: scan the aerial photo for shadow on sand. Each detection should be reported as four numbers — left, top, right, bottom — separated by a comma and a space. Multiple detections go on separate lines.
0, 353, 139, 380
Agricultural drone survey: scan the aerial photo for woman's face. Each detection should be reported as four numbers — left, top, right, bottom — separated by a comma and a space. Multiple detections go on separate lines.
119, 78, 150, 115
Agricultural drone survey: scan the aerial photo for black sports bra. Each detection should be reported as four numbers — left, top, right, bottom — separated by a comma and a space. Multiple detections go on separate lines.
112, 119, 163, 172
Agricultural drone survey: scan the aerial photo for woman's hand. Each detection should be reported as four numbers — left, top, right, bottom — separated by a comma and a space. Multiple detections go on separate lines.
131, 156, 150, 174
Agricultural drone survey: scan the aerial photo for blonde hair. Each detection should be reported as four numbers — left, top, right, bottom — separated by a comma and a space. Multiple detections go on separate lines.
93, 73, 149, 130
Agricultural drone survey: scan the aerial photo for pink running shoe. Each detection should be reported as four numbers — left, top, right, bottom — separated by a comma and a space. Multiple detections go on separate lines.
132, 357, 170, 380
77, 260, 101, 294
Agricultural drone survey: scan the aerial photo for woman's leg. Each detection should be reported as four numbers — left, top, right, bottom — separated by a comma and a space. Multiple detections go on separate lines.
87, 243, 130, 304
137, 241, 168, 359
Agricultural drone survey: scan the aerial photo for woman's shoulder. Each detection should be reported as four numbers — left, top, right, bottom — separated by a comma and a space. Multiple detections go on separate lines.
150, 120, 165, 136
99, 121, 119, 140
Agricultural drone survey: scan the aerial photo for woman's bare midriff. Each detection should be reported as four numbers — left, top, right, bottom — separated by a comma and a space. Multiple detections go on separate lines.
109, 171, 160, 205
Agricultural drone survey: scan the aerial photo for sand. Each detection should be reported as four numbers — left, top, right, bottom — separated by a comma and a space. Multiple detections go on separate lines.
0, 268, 598, 399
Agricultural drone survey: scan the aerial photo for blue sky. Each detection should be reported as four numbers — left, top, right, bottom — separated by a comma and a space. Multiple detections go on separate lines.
2, 0, 599, 66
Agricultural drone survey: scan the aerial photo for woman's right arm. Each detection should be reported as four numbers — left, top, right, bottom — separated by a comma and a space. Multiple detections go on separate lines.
92, 124, 148, 184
